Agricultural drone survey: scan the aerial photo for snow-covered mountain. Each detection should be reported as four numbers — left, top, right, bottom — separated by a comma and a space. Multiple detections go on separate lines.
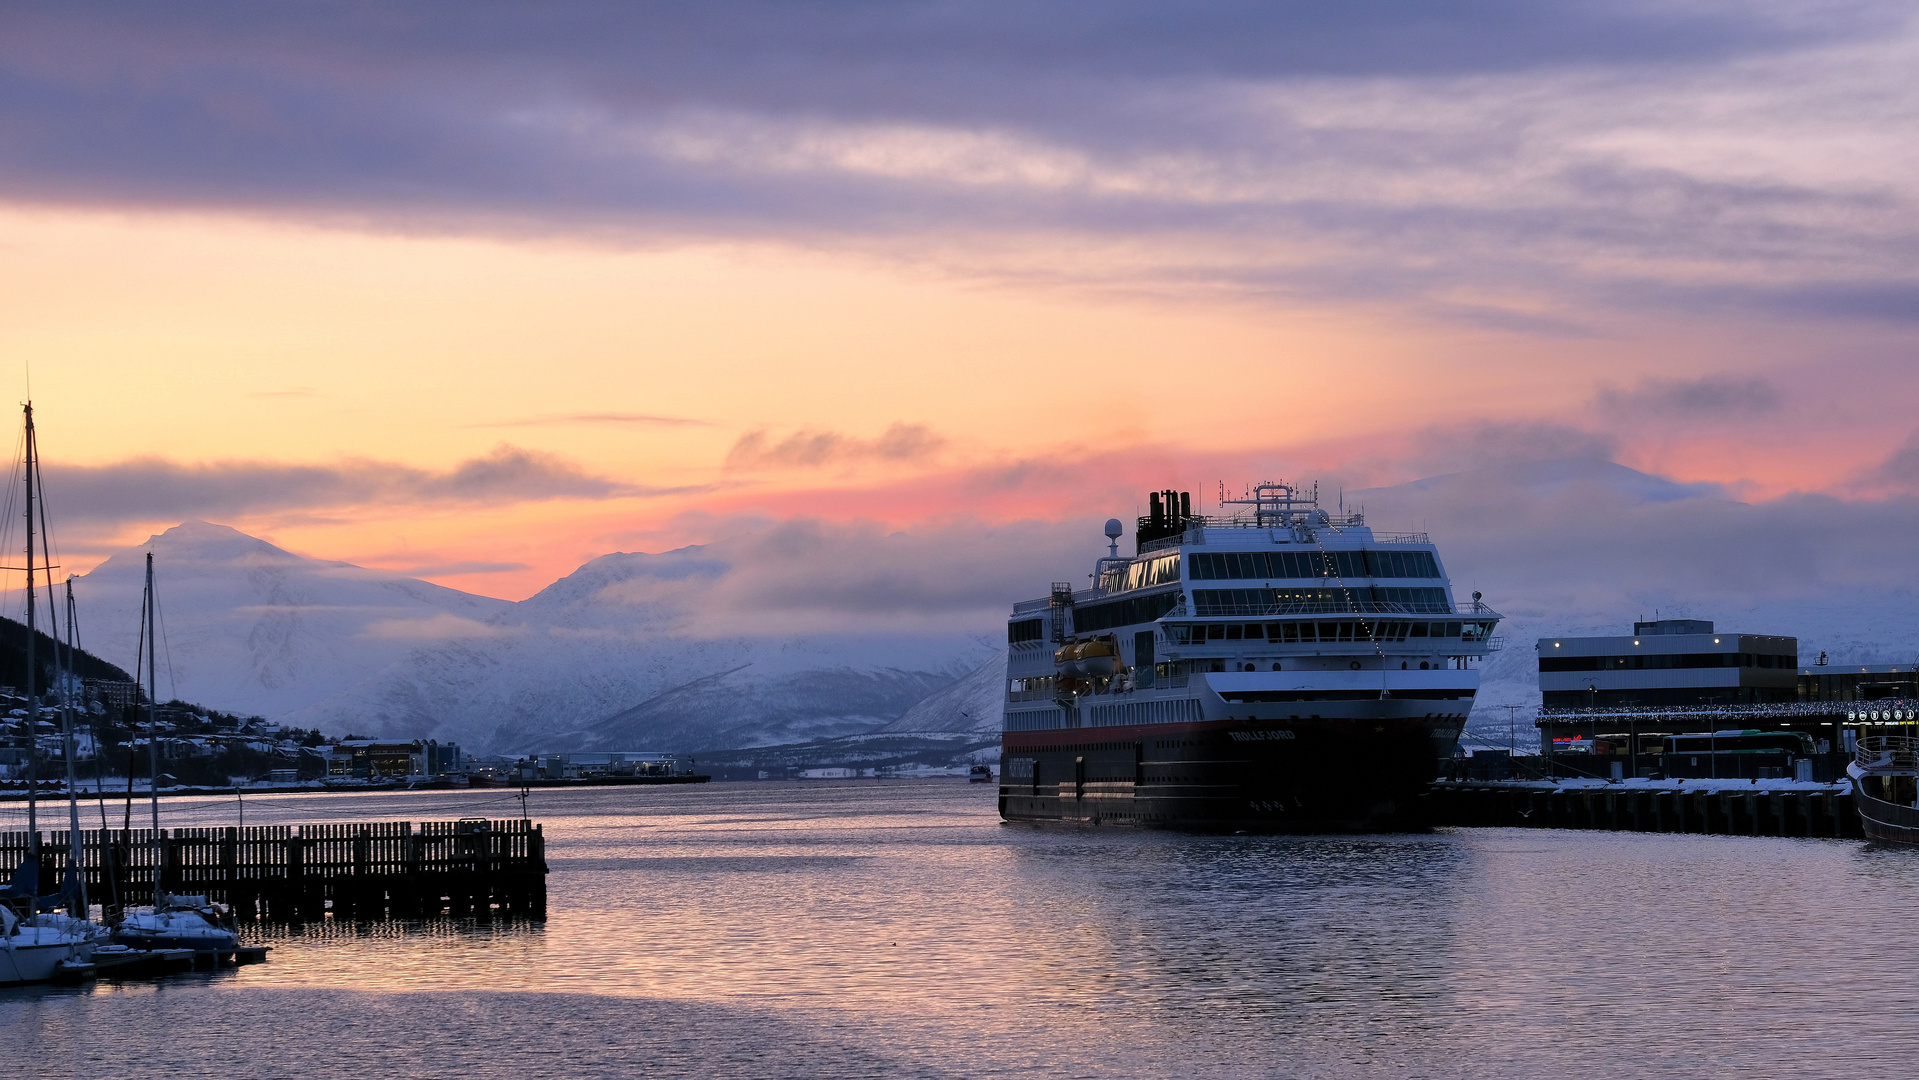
71, 522, 991, 753
71, 521, 512, 718
876, 654, 1007, 737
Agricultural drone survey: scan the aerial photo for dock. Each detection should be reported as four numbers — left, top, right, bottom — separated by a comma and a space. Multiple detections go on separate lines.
1429, 779, 1865, 839
1, 819, 548, 922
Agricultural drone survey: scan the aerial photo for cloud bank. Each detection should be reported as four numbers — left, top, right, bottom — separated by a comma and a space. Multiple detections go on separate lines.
725, 423, 946, 471
39, 444, 678, 523
3, 1, 1913, 327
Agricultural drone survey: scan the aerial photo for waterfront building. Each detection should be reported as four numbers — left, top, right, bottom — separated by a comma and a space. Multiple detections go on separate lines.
1528, 620, 1919, 781
330, 740, 422, 779
1536, 619, 1797, 709
533, 752, 675, 779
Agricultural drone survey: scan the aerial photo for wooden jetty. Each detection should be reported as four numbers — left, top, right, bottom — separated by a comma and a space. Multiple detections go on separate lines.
0, 819, 547, 922
1429, 780, 1864, 839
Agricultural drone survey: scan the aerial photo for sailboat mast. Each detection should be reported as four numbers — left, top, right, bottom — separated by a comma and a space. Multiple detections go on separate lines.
61, 576, 84, 914
146, 551, 161, 904
146, 553, 159, 834
22, 402, 37, 857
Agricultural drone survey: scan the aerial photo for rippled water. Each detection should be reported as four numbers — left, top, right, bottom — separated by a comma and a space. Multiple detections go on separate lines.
6, 779, 1919, 1078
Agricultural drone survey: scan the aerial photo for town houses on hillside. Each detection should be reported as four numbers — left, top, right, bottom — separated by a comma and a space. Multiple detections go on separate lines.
0, 678, 466, 789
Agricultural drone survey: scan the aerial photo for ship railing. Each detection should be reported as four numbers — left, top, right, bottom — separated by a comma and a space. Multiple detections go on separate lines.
1139, 529, 1431, 552
1855, 736, 1919, 775
1540, 701, 1886, 722
1191, 600, 1457, 617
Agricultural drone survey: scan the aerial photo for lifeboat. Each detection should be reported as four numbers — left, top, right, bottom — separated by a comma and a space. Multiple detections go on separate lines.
1077, 638, 1120, 677
1055, 637, 1121, 677
1055, 642, 1085, 675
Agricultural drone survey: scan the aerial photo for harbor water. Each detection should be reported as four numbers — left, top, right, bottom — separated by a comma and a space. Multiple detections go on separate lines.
5, 780, 1919, 1078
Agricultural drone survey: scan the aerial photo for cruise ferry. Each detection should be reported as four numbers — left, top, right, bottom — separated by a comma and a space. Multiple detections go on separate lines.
1000, 483, 1501, 831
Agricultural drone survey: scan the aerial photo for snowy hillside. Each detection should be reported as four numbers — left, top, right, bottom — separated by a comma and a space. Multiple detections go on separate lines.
71, 521, 511, 718
876, 654, 1007, 737
67, 523, 991, 754
568, 663, 963, 752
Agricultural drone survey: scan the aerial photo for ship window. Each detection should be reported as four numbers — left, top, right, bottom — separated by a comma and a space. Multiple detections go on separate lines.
1410, 622, 1428, 637
1318, 622, 1339, 641
1190, 549, 1440, 581
1337, 623, 1355, 642
1207, 624, 1224, 640
1283, 623, 1302, 643
1225, 625, 1242, 640
1072, 589, 1180, 633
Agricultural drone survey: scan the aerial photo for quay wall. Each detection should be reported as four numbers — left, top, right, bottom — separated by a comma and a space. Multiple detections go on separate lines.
0, 819, 548, 922
1429, 781, 1864, 839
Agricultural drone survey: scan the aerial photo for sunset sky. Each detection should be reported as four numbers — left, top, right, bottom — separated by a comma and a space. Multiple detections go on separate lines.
2, 1, 1915, 602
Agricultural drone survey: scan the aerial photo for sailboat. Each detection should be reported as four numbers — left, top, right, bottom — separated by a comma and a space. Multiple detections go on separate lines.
1, 401, 109, 985
108, 551, 238, 958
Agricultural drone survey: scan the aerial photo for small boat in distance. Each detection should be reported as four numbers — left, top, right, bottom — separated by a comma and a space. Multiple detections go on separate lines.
969, 765, 993, 783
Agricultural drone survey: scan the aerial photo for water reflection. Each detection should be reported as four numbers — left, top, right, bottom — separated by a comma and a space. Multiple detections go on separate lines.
6, 781, 1919, 1078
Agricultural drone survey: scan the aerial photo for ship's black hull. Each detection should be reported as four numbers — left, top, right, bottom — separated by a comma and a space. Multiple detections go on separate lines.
999, 714, 1460, 833
1851, 770, 1919, 844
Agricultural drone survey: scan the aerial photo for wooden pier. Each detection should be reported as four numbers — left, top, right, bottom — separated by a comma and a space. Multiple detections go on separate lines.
1, 819, 548, 921
1429, 781, 1865, 839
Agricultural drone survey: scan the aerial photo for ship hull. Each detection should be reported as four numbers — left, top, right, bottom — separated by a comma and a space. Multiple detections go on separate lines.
1848, 766, 1919, 844
999, 705, 1464, 832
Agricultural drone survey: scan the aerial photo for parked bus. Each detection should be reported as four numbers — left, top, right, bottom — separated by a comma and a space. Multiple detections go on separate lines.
1663, 729, 1815, 779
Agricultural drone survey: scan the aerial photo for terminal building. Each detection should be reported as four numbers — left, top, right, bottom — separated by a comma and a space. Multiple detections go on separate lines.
1527, 619, 1913, 781
1537, 619, 1797, 709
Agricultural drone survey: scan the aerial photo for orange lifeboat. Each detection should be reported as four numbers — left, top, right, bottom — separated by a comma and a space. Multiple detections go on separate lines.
1076, 638, 1121, 677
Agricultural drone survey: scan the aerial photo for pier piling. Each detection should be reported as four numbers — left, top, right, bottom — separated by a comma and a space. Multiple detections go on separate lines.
1429, 782, 1863, 839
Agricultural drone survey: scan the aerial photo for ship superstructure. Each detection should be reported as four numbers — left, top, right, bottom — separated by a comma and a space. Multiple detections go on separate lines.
1000, 482, 1501, 830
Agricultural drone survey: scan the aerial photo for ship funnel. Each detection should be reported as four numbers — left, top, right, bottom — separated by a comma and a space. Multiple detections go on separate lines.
1136, 488, 1193, 553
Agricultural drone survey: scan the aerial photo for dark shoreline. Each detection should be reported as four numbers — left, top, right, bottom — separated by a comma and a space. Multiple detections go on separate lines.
0, 773, 711, 803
